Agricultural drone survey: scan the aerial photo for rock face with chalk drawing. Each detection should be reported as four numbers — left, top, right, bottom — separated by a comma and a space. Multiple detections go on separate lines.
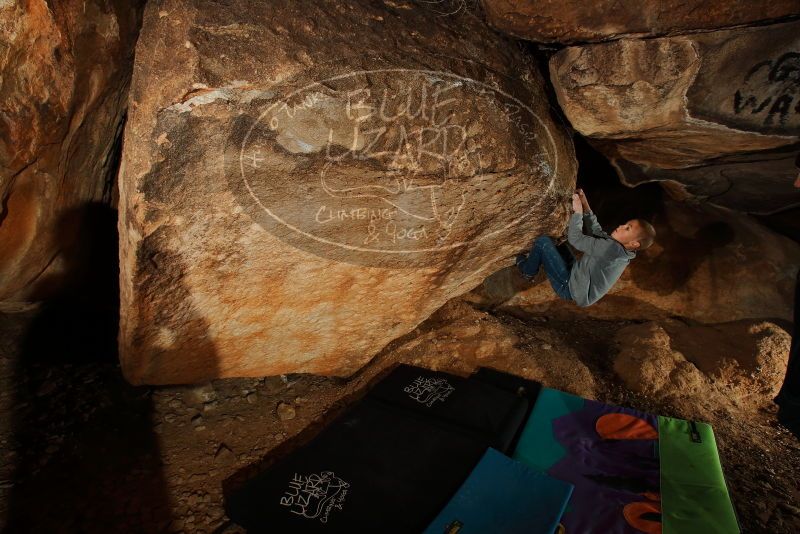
118, 0, 576, 384
0, 0, 144, 301
548, 20, 800, 217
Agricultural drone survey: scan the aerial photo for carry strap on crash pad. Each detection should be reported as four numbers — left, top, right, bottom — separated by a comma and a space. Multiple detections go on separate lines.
423, 447, 573, 534
658, 416, 741, 534
225, 398, 488, 533
368, 364, 529, 453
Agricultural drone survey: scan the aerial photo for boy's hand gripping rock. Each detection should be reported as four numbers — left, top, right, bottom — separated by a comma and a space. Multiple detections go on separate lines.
576, 188, 591, 212
572, 193, 584, 214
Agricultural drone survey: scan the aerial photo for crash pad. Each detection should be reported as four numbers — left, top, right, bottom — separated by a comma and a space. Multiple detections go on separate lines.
226, 398, 488, 533
659, 416, 740, 534
368, 364, 529, 453
423, 447, 573, 534
469, 367, 542, 452
513, 388, 661, 534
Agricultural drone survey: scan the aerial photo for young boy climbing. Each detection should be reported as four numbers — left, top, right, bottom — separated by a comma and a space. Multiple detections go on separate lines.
515, 189, 656, 307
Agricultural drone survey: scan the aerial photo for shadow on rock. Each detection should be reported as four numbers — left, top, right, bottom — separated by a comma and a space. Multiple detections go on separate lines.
472, 265, 538, 308
629, 220, 736, 296
3, 203, 173, 533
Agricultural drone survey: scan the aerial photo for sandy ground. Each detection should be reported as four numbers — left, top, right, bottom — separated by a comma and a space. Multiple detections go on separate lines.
1, 298, 798, 533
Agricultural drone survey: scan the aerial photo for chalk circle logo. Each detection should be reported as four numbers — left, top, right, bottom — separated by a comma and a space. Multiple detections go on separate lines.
235, 66, 559, 267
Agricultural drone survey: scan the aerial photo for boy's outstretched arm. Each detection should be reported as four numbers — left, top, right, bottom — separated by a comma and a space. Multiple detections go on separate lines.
577, 188, 591, 212
583, 212, 606, 237
577, 189, 605, 236
568, 194, 612, 256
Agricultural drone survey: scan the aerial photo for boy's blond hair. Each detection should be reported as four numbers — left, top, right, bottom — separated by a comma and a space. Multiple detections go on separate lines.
634, 219, 656, 250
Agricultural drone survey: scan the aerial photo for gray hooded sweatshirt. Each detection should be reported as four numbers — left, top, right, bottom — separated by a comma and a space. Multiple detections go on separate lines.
567, 212, 635, 307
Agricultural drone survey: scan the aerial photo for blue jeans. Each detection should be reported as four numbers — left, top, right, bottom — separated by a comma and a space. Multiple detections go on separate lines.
519, 237, 574, 301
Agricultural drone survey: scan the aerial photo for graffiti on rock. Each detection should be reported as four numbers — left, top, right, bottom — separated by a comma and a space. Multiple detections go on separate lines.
733, 52, 800, 127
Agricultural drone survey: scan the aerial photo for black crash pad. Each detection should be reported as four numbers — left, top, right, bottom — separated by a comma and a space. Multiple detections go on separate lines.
470, 367, 542, 453
225, 398, 488, 533
367, 364, 529, 453
470, 367, 542, 404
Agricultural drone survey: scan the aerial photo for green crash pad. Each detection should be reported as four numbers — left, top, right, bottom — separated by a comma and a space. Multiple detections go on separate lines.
659, 416, 740, 534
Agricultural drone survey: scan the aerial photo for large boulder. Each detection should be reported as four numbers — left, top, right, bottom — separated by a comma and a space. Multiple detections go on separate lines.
549, 21, 800, 216
612, 319, 791, 411
0, 0, 144, 301
481, 0, 800, 44
467, 199, 800, 323
119, 0, 576, 384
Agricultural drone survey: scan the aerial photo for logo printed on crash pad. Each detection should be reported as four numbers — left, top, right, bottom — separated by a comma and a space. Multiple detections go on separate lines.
279, 471, 350, 523
404, 376, 455, 406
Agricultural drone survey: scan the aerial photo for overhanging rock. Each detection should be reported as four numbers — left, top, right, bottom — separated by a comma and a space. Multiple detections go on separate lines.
481, 0, 800, 44
549, 20, 800, 215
